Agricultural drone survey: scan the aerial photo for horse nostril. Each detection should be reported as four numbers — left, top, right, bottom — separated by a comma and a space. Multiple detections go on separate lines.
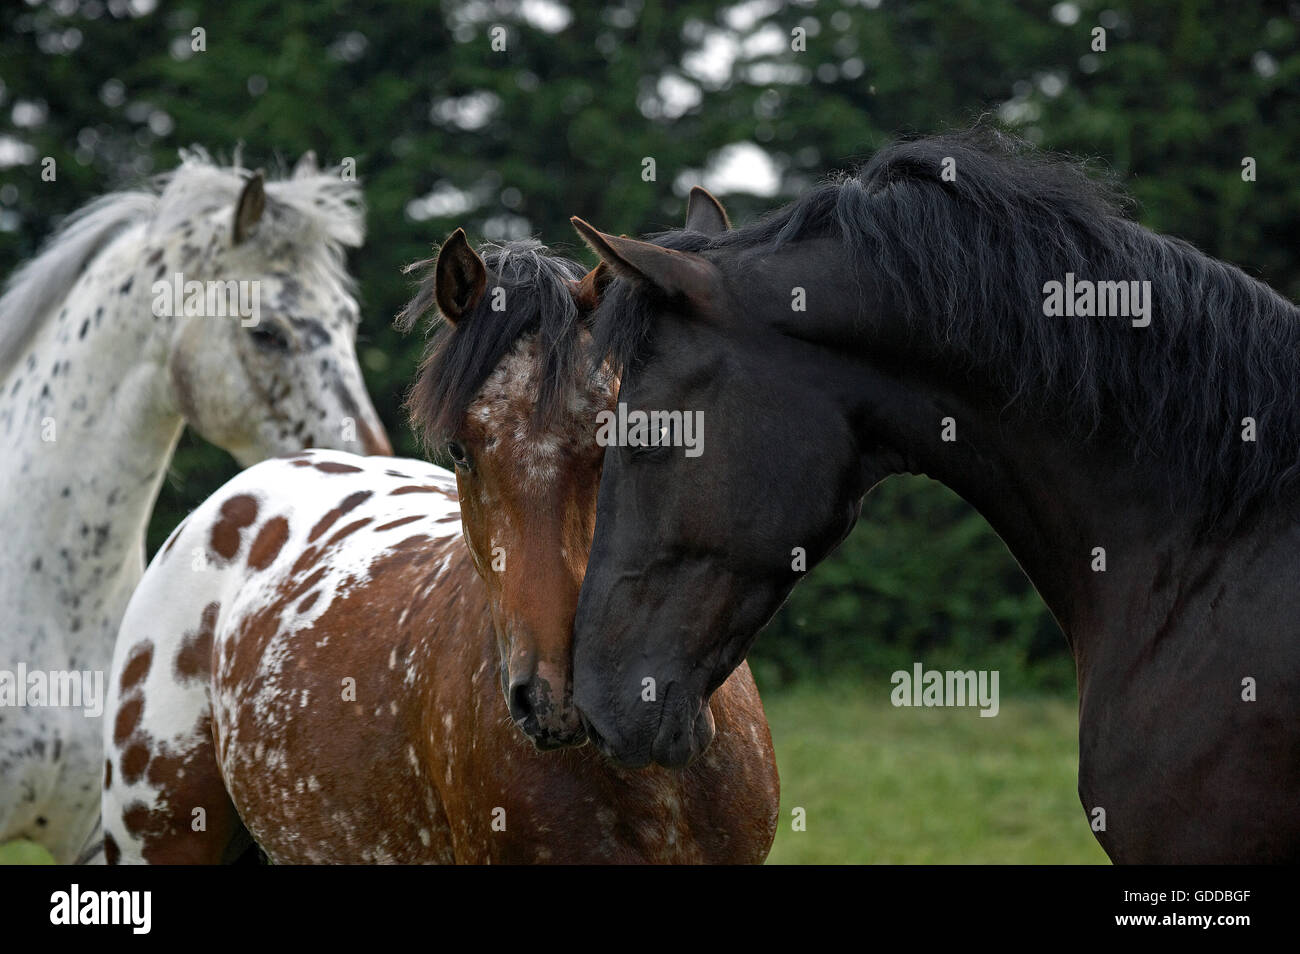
509, 681, 533, 724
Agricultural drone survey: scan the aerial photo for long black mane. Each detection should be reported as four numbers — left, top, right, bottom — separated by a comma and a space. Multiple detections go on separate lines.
400, 239, 588, 445
594, 128, 1300, 525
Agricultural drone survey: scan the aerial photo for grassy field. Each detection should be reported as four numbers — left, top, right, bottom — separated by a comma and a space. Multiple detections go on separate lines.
1, 686, 1107, 865
762, 684, 1108, 864
0, 841, 54, 864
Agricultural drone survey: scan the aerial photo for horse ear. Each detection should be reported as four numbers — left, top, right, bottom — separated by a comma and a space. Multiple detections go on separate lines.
569, 262, 610, 312
292, 150, 318, 179
233, 170, 266, 245
570, 218, 718, 304
434, 228, 487, 325
685, 186, 730, 235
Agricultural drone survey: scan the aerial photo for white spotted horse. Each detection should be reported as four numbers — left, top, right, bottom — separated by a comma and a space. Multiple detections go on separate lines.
101, 195, 780, 863
1, 150, 391, 863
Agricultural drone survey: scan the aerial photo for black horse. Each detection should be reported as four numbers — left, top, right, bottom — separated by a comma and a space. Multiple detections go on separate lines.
570, 129, 1300, 863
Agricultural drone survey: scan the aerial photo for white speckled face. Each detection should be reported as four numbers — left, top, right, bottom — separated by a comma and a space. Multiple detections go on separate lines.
471, 336, 610, 479
163, 210, 389, 465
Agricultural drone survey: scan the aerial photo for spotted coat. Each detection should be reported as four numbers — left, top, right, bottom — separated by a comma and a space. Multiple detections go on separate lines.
101, 450, 779, 863
1, 154, 390, 862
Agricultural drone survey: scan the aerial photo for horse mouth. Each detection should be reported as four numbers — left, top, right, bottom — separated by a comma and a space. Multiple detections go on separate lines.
579, 713, 639, 766
650, 702, 715, 769
527, 726, 589, 751
513, 711, 588, 751
578, 702, 714, 769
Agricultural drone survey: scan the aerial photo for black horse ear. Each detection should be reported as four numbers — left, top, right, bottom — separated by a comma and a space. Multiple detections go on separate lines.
434, 228, 487, 324
685, 186, 730, 235
232, 170, 266, 245
571, 217, 718, 304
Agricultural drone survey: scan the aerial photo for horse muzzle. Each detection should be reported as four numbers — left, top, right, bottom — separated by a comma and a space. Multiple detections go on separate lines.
507, 672, 587, 750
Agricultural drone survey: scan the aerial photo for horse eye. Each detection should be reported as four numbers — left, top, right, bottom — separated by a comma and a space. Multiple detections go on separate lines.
248, 325, 289, 351
447, 441, 471, 469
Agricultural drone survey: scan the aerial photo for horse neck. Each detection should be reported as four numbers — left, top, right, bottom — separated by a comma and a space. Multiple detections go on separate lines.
883, 377, 1180, 641
820, 275, 1215, 654
1, 222, 184, 640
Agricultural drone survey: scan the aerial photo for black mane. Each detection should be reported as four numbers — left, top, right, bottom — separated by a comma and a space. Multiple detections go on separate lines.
593, 128, 1300, 526
400, 239, 587, 446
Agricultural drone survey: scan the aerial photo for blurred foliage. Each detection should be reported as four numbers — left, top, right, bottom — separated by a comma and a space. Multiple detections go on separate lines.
2, 0, 1296, 687
756, 476, 1076, 692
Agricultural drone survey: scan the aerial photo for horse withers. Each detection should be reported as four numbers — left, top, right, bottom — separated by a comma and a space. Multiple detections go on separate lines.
101, 207, 778, 863
0, 151, 390, 863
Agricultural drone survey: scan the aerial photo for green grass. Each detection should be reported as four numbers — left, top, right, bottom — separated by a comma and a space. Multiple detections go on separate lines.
0, 841, 56, 865
762, 684, 1109, 864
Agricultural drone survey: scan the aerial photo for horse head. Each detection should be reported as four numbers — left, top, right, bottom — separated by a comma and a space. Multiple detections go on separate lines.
400, 188, 731, 749
159, 154, 390, 463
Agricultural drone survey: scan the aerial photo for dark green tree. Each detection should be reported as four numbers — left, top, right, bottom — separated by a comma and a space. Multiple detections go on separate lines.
3, 0, 1295, 685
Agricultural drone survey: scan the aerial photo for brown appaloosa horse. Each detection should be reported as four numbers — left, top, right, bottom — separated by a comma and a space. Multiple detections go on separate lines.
101, 195, 779, 863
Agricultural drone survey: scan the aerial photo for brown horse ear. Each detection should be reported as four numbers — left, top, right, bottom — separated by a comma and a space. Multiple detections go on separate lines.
569, 262, 610, 312
434, 228, 487, 325
570, 217, 718, 303
292, 150, 319, 179
685, 186, 730, 234
233, 170, 266, 245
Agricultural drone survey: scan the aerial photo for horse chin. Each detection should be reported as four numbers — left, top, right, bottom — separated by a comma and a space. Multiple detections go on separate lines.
581, 697, 715, 770
651, 700, 715, 769
528, 725, 589, 752
514, 713, 588, 751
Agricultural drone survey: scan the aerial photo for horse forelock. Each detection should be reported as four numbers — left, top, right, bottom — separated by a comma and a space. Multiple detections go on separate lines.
402, 240, 592, 449
152, 150, 365, 288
